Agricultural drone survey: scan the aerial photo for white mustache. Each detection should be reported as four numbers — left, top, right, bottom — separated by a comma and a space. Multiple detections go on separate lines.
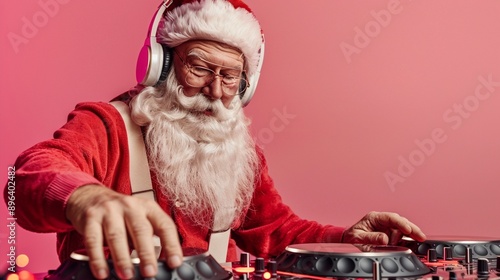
176, 92, 237, 121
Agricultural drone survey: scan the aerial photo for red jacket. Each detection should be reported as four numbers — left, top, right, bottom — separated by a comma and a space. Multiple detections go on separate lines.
5, 101, 345, 263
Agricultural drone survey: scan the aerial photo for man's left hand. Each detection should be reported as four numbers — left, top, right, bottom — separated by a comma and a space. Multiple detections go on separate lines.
341, 211, 426, 245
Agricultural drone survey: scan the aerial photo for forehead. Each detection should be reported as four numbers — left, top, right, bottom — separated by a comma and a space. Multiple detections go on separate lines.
176, 40, 245, 69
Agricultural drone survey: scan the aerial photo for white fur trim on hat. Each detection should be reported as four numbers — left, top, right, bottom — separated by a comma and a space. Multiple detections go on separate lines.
158, 0, 263, 76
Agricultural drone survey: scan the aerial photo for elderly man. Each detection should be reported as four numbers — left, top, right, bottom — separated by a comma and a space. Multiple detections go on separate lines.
5, 0, 425, 279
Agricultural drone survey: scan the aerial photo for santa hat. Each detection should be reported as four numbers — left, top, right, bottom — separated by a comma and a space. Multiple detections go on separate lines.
158, 0, 263, 76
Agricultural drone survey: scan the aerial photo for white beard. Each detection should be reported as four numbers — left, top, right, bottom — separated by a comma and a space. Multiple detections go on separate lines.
129, 70, 259, 231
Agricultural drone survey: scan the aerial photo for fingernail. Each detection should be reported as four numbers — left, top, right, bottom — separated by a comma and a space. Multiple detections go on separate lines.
96, 268, 107, 279
168, 255, 182, 267
123, 268, 134, 279
144, 264, 156, 276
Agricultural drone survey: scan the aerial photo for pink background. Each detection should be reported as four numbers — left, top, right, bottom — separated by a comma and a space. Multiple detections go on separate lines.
1, 0, 499, 274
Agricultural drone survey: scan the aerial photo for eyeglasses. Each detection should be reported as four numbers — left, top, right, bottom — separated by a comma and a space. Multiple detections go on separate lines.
174, 49, 249, 96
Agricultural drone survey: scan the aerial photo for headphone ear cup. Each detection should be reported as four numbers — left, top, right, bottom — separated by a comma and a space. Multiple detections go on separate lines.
157, 44, 172, 84
240, 73, 256, 107
136, 44, 152, 85
240, 37, 265, 107
136, 41, 165, 86
136, 1, 173, 86
238, 72, 248, 100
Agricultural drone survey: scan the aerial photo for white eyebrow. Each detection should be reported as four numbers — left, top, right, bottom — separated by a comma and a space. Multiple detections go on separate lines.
185, 49, 244, 71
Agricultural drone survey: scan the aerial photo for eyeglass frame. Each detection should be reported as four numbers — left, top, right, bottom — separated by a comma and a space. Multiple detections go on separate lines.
173, 49, 249, 96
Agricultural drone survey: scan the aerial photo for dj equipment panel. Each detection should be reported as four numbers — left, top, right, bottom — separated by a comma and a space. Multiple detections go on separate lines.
3, 237, 499, 280
399, 236, 500, 260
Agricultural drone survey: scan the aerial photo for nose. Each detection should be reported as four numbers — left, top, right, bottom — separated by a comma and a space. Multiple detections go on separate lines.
201, 75, 224, 100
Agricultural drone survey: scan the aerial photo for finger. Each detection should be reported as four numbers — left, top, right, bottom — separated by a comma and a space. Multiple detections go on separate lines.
405, 221, 426, 242
373, 212, 412, 234
148, 205, 183, 268
388, 228, 404, 245
103, 211, 134, 279
83, 219, 108, 279
374, 213, 426, 243
125, 202, 158, 278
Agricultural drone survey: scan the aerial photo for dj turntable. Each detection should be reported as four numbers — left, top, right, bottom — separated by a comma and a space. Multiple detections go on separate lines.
42, 250, 232, 280
271, 242, 500, 280
4, 237, 500, 280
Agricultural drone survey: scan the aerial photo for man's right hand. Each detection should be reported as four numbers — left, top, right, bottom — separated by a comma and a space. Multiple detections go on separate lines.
66, 184, 183, 279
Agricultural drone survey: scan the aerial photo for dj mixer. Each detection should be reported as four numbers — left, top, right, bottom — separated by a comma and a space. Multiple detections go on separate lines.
4, 237, 500, 280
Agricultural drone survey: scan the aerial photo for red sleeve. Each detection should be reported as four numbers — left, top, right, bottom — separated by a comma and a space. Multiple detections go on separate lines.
233, 150, 345, 258
4, 102, 131, 233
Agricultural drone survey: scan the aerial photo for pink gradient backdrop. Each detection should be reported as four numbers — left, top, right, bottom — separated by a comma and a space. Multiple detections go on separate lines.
1, 0, 499, 274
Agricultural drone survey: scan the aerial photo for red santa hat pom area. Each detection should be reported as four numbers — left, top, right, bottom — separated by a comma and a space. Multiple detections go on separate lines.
159, 0, 263, 76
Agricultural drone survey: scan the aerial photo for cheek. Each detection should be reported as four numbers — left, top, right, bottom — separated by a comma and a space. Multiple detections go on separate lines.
182, 87, 199, 97
174, 67, 198, 97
